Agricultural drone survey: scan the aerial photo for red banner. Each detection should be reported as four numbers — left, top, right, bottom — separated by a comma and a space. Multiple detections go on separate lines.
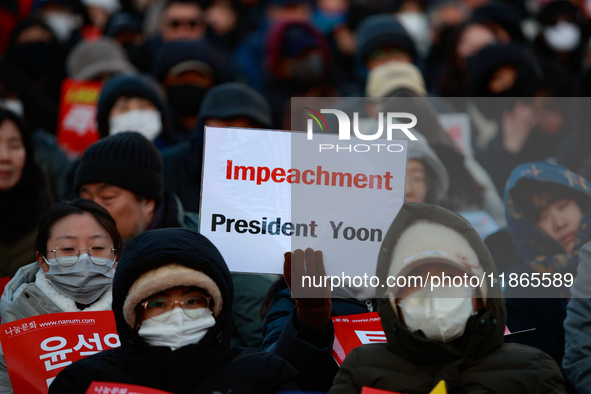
56, 78, 102, 157
332, 312, 386, 366
0, 311, 119, 394
333, 312, 513, 366
86, 382, 172, 394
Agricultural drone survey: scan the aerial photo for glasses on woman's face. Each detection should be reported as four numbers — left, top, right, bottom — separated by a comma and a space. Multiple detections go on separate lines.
141, 292, 212, 322
48, 243, 116, 267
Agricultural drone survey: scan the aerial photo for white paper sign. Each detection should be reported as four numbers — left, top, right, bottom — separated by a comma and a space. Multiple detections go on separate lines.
200, 127, 407, 286
438, 113, 472, 157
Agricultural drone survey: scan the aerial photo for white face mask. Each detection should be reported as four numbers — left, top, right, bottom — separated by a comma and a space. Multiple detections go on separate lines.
544, 21, 581, 52
395, 284, 476, 343
138, 307, 215, 351
0, 99, 24, 116
43, 12, 81, 42
396, 12, 431, 57
109, 109, 162, 141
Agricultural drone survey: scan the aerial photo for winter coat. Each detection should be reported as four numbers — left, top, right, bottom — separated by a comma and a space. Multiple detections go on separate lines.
262, 284, 371, 392
147, 191, 199, 231
563, 241, 591, 393
49, 228, 299, 394
498, 162, 591, 378
0, 262, 113, 394
406, 131, 450, 204
329, 202, 566, 394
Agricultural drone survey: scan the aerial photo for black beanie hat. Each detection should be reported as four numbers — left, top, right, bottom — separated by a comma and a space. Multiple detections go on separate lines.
198, 82, 272, 128
75, 132, 163, 202
355, 14, 416, 76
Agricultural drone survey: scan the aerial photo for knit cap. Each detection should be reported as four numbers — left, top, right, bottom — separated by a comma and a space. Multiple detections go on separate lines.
199, 83, 272, 128
67, 37, 136, 80
388, 219, 487, 300
365, 62, 426, 97
356, 14, 417, 75
75, 132, 163, 201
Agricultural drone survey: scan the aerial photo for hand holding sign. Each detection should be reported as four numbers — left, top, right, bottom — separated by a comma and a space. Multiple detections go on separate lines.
284, 248, 332, 329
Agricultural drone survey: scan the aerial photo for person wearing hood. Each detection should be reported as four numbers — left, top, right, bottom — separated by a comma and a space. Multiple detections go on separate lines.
49, 227, 299, 393
96, 73, 177, 149
4, 18, 66, 104
329, 202, 566, 393
355, 14, 418, 82
104, 12, 152, 73
466, 43, 568, 195
262, 20, 336, 129
76, 132, 266, 349
404, 131, 450, 205
151, 39, 236, 138
485, 161, 591, 390
364, 62, 506, 226
563, 241, 591, 393
233, 0, 313, 89
0, 198, 122, 393
0, 109, 52, 277
162, 82, 273, 213
435, 1, 527, 97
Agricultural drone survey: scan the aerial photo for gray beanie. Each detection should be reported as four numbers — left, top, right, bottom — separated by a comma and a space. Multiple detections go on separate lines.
67, 37, 136, 80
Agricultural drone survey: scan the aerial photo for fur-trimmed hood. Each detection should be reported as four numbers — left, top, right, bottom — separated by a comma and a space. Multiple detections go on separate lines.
112, 228, 233, 355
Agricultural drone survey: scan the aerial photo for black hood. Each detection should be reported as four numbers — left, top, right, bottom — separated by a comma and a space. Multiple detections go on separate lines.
111, 228, 234, 390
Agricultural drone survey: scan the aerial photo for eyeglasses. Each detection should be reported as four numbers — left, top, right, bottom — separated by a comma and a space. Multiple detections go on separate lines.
48, 243, 116, 267
167, 18, 204, 28
141, 294, 212, 322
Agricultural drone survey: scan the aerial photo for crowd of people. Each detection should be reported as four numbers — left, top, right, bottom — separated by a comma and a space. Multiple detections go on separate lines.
2, 0, 591, 392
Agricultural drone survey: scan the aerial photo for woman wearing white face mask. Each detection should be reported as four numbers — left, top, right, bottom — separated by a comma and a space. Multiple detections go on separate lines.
330, 203, 567, 394
0, 198, 122, 394
49, 228, 300, 394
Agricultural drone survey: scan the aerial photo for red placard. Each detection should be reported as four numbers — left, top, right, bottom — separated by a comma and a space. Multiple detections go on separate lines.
56, 78, 102, 158
86, 381, 172, 394
0, 311, 119, 394
332, 313, 514, 366
332, 312, 386, 366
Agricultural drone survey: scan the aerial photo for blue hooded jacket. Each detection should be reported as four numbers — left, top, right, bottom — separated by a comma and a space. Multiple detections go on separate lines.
505, 161, 591, 275
500, 161, 591, 384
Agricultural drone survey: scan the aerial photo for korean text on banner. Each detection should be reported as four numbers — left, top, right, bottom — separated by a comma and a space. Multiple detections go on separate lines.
0, 310, 119, 394
199, 127, 407, 282
332, 312, 386, 366
86, 381, 173, 394
332, 313, 514, 366
56, 78, 102, 158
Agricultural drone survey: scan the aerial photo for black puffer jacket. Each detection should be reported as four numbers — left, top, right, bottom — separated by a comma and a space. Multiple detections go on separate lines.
49, 228, 299, 394
330, 203, 566, 394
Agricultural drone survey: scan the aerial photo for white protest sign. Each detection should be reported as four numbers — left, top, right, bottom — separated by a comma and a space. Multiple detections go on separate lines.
438, 113, 472, 157
200, 127, 407, 287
